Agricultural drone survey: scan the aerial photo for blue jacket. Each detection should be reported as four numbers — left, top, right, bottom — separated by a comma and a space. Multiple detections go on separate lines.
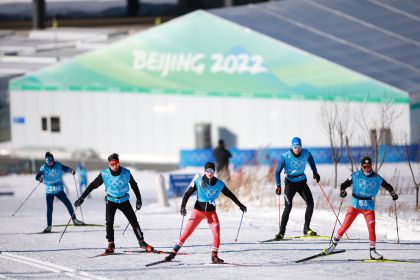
101, 167, 131, 203
195, 177, 225, 205
350, 170, 384, 210
275, 149, 317, 185
36, 162, 72, 194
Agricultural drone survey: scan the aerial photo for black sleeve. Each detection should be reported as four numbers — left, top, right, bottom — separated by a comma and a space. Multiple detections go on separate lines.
80, 173, 103, 199
221, 185, 242, 207
340, 178, 352, 191
35, 171, 43, 181
61, 164, 73, 174
129, 174, 141, 200
181, 183, 197, 209
381, 179, 394, 193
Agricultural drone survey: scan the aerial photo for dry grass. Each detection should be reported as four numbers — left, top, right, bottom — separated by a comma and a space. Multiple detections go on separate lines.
217, 166, 275, 211
216, 165, 419, 221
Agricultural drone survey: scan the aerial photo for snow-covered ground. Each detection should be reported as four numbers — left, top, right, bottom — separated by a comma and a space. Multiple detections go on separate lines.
0, 164, 419, 279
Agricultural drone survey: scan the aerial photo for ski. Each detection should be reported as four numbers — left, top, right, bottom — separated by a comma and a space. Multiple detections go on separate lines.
145, 259, 171, 267
258, 238, 291, 243
295, 249, 346, 263
292, 235, 330, 239
53, 223, 105, 227
259, 235, 330, 243
348, 258, 419, 263
27, 231, 61, 235
124, 249, 189, 255
207, 262, 254, 267
89, 252, 124, 258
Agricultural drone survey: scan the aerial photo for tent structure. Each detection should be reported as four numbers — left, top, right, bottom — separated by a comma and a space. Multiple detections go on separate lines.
9, 9, 412, 163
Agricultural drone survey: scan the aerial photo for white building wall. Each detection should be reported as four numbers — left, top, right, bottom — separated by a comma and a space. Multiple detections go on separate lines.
10, 90, 411, 163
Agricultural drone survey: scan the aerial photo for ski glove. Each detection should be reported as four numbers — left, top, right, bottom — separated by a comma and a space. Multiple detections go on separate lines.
72, 170, 76, 176
390, 191, 398, 201
74, 198, 84, 207
136, 199, 142, 210
313, 173, 321, 183
275, 185, 282, 195
180, 207, 187, 216
38, 176, 43, 183
239, 204, 247, 213
340, 190, 347, 198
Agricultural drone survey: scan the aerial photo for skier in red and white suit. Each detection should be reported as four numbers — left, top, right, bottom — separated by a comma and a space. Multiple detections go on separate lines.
165, 162, 247, 264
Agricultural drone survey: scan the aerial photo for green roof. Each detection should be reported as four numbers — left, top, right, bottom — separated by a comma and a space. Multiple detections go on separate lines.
10, 10, 409, 103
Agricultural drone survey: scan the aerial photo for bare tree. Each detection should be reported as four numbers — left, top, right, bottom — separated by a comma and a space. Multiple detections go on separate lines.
345, 136, 355, 173
319, 102, 352, 188
356, 98, 402, 172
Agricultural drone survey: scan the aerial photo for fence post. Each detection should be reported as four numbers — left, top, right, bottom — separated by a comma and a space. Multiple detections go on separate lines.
155, 174, 169, 207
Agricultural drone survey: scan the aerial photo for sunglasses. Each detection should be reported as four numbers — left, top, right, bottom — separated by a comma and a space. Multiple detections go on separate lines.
292, 145, 302, 149
205, 169, 215, 174
362, 164, 372, 169
109, 160, 120, 167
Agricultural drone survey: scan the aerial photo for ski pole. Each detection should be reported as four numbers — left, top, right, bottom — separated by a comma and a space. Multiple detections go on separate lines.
278, 194, 282, 232
122, 209, 138, 236
234, 211, 245, 242
11, 182, 41, 217
329, 197, 344, 244
316, 182, 350, 239
72, 174, 84, 222
59, 206, 78, 243
179, 215, 185, 237
394, 200, 400, 243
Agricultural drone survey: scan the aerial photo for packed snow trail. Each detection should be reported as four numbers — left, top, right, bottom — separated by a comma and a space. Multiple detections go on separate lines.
1, 168, 420, 279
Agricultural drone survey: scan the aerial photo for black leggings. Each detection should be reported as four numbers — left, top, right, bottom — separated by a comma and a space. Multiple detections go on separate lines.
280, 179, 314, 233
105, 199, 144, 242
46, 191, 76, 226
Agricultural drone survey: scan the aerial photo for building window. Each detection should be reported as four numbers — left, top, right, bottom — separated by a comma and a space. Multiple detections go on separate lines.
370, 129, 377, 146
380, 128, 392, 145
370, 128, 392, 145
41, 117, 48, 131
50, 116, 60, 133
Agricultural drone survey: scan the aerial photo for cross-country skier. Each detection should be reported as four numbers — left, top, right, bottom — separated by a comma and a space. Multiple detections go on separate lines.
274, 137, 321, 240
76, 162, 88, 195
35, 152, 84, 233
164, 162, 247, 264
74, 153, 154, 254
323, 156, 398, 259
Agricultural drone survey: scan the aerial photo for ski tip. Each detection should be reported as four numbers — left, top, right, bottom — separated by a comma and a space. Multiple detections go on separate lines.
145, 260, 169, 267
295, 249, 346, 263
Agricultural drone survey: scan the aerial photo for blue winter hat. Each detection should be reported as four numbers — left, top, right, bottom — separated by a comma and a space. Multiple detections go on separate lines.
291, 137, 302, 147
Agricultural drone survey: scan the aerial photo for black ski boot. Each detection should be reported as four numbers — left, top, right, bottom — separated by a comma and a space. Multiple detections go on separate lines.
211, 251, 224, 264
165, 251, 177, 262
43, 226, 52, 233
303, 227, 317, 236
139, 240, 154, 252
275, 232, 285, 240
105, 242, 115, 254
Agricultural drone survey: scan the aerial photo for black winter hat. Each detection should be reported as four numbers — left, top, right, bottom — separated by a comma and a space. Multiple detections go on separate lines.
45, 152, 54, 161
361, 156, 372, 165
108, 153, 119, 162
204, 162, 215, 170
